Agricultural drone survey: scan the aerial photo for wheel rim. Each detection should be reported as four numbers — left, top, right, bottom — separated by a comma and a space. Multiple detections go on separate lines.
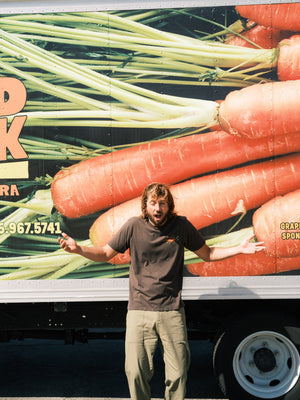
233, 330, 300, 399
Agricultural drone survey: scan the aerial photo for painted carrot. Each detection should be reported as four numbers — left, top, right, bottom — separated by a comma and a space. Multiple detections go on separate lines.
51, 131, 300, 219
236, 4, 300, 31
186, 252, 300, 277
277, 35, 300, 81
226, 32, 300, 81
90, 153, 300, 264
253, 189, 300, 258
226, 21, 292, 49
219, 80, 300, 139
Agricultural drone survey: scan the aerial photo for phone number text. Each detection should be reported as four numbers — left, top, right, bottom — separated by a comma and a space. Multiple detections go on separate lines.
0, 222, 62, 235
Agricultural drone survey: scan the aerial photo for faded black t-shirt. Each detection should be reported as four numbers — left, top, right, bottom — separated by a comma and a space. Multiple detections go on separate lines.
108, 216, 205, 311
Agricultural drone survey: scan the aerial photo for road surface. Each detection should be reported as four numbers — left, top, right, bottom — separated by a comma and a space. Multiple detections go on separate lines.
0, 337, 227, 399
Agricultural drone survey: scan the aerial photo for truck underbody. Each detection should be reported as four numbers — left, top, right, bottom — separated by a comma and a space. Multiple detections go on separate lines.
0, 298, 299, 342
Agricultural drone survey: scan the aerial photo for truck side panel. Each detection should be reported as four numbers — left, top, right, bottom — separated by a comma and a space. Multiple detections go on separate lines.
0, 2, 300, 399
0, 1, 299, 302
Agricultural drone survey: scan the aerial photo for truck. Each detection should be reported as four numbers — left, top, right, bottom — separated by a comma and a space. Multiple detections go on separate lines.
0, 0, 299, 398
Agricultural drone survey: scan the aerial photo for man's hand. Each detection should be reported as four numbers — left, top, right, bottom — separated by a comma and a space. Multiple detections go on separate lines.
239, 234, 265, 254
194, 234, 265, 261
58, 232, 80, 254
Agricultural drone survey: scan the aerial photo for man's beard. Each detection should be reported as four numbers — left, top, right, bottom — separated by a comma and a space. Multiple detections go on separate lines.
148, 212, 169, 226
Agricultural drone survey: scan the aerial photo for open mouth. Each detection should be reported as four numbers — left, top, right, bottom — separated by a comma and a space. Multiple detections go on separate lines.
153, 213, 163, 222
149, 212, 167, 226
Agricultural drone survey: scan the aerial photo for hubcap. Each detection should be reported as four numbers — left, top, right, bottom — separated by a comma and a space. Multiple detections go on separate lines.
254, 347, 276, 373
233, 330, 300, 398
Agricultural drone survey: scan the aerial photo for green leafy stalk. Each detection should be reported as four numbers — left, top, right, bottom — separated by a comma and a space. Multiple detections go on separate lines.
0, 16, 275, 89
0, 26, 219, 129
0, 237, 130, 280
44, 257, 92, 279
0, 10, 278, 129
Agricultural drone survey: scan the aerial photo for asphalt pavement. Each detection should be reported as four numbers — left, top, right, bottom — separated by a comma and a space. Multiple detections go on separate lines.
0, 337, 227, 399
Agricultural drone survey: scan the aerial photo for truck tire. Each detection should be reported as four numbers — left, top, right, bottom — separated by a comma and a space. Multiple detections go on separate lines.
213, 312, 300, 400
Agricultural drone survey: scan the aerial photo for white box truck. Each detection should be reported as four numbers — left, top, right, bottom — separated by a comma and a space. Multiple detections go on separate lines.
0, 0, 299, 398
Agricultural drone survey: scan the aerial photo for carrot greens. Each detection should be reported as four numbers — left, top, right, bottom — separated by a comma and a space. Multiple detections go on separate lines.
0, 10, 278, 129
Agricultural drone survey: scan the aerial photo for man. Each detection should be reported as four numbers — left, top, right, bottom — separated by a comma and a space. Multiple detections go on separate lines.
58, 182, 264, 400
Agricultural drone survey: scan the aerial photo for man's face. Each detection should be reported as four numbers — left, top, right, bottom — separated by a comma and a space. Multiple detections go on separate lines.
146, 195, 169, 226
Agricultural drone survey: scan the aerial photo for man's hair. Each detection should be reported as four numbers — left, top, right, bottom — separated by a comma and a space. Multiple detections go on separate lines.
141, 183, 177, 220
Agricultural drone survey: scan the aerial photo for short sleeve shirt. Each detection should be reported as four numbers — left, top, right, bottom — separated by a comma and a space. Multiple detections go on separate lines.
108, 216, 205, 311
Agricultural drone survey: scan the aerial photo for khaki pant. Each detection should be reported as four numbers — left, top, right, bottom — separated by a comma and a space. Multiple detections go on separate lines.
125, 308, 190, 400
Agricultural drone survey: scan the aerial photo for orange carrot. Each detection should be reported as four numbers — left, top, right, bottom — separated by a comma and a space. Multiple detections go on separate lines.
90, 153, 300, 264
229, 33, 300, 81
227, 33, 300, 81
236, 4, 300, 31
226, 21, 291, 49
253, 189, 300, 258
277, 35, 300, 81
51, 131, 300, 219
186, 252, 300, 277
232, 6, 300, 81
219, 80, 300, 139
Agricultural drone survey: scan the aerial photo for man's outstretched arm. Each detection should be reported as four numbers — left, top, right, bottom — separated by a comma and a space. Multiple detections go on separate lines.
194, 235, 265, 262
58, 232, 118, 262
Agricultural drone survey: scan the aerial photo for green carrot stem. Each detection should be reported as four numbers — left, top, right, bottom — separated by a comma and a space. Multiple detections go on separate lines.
0, 198, 28, 216
0, 30, 184, 117
117, 77, 265, 88
0, 35, 216, 128
19, 107, 217, 129
55, 135, 110, 150
0, 14, 274, 101
88, 269, 130, 279
4, 22, 275, 69
0, 268, 22, 274
0, 253, 75, 270
0, 266, 62, 280
70, 263, 130, 274
63, 269, 129, 279
206, 227, 255, 247
0, 239, 91, 267
0, 59, 104, 111
44, 258, 91, 279
0, 13, 276, 63
0, 190, 52, 216
0, 12, 277, 131
12, 234, 60, 244
19, 136, 107, 160
65, 11, 191, 43
0, 248, 47, 256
